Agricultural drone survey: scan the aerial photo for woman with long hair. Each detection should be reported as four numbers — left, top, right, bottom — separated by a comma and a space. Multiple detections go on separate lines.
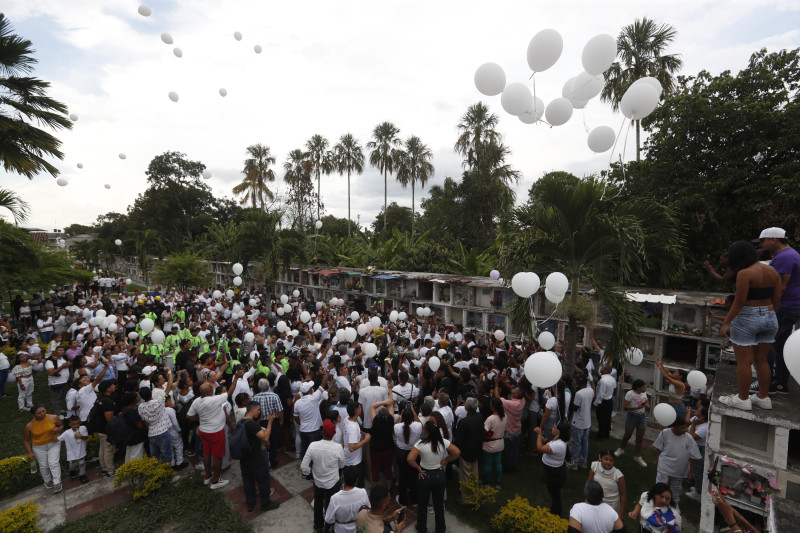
536, 420, 571, 517
482, 396, 507, 489
394, 404, 422, 507
719, 240, 780, 410
407, 421, 460, 533
614, 379, 650, 467
540, 378, 570, 443
23, 404, 64, 493
629, 482, 681, 533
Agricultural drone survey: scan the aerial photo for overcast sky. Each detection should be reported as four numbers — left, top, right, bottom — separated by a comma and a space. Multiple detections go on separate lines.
3, 0, 799, 232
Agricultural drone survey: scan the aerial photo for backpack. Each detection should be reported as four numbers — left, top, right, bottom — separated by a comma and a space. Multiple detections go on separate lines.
229, 419, 251, 460
106, 415, 133, 447
86, 399, 105, 434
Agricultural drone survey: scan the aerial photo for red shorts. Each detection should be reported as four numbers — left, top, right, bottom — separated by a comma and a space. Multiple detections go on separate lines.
198, 429, 226, 459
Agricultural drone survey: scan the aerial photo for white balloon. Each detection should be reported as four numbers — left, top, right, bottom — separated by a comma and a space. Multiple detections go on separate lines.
292, 290, 300, 298
69, 113, 78, 122
654, 403, 677, 426
107, 322, 117, 333
254, 45, 262, 54
370, 317, 382, 330
151, 330, 165, 344
137, 4, 152, 16
437, 349, 447, 358
290, 329, 299, 338
115, 239, 122, 246
389, 310, 399, 323
545, 98, 573, 126
202, 170, 212, 179
313, 322, 322, 333
160, 33, 173, 45
524, 351, 561, 388
119, 153, 126, 160
168, 91, 179, 102
173, 47, 183, 58
244, 332, 255, 343
283, 304, 292, 314
423, 307, 432, 317
494, 330, 505, 341
620, 83, 660, 120
784, 329, 800, 383
89, 317, 99, 326
315, 220, 323, 229
226, 289, 235, 298
128, 332, 139, 340
329, 298, 337, 307
625, 347, 644, 366
104, 184, 111, 189
490, 270, 500, 280
336, 329, 346, 342
416, 307, 424, 317
250, 350, 259, 361
545, 272, 569, 296
428, 356, 441, 372
519, 97, 544, 124
350, 311, 360, 322
280, 295, 289, 304
249, 298, 257, 306
337, 298, 344, 307
687, 370, 707, 390
538, 331, 556, 350
234, 31, 242, 41
511, 272, 540, 298
545, 288, 565, 304
215, 303, 224, 312
300, 311, 311, 323
57, 178, 68, 186
357, 323, 369, 337
501, 83, 533, 116
219, 88, 227, 97
344, 327, 357, 343
276, 307, 284, 316
96, 310, 107, 319
527, 29, 563, 72
76, 163, 83, 169
571, 71, 604, 101
232, 263, 243, 275
562, 77, 590, 108
276, 320, 287, 333
126, 279, 132, 285
474, 62, 506, 96
582, 34, 617, 76
631, 76, 663, 98
233, 276, 242, 286
587, 126, 616, 153
364, 343, 378, 357
398, 312, 407, 321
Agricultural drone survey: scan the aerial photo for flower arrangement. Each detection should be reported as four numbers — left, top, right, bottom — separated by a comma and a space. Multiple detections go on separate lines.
460, 472, 498, 510
0, 501, 39, 533
113, 457, 174, 500
490, 495, 569, 533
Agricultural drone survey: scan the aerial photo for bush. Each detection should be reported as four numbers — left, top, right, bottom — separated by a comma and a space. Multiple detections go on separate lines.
490, 495, 569, 533
85, 434, 99, 460
0, 501, 40, 533
460, 472, 498, 510
113, 457, 173, 500
0, 456, 33, 499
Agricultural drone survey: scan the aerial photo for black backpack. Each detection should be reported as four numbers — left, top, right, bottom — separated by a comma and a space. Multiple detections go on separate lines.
106, 415, 133, 447
86, 399, 105, 434
229, 419, 251, 460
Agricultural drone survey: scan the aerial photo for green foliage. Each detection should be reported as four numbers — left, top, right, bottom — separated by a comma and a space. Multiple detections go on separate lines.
153, 254, 209, 291
0, 500, 40, 533
317, 215, 356, 239
366, 122, 402, 231
113, 457, 174, 500
395, 135, 434, 235
233, 143, 276, 209
490, 495, 569, 533
460, 472, 498, 511
0, 188, 30, 224
62, 223, 94, 236
371, 202, 415, 238
0, 456, 32, 499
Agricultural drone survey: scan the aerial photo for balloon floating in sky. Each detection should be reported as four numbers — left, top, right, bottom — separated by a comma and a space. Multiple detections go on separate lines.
474, 62, 506, 96
119, 153, 126, 160
234, 31, 242, 41
137, 4, 152, 17
500, 82, 532, 117
587, 125, 615, 153
168, 91, 179, 102
104, 184, 111, 189
115, 239, 122, 246
581, 34, 617, 76
254, 45, 262, 54
219, 88, 227, 97
620, 83, 660, 120
202, 169, 212, 179
527, 29, 563, 72
545, 98, 573, 126
173, 47, 183, 58
161, 33, 173, 45
76, 163, 83, 169
69, 113, 78, 121
315, 220, 322, 229
57, 178, 68, 187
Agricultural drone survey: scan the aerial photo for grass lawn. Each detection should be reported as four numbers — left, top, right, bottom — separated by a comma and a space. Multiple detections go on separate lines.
48, 475, 251, 533
445, 436, 700, 532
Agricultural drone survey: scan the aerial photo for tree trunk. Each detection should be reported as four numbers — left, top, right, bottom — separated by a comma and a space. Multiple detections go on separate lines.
383, 169, 388, 230
347, 169, 351, 237
317, 172, 321, 221
564, 276, 581, 374
636, 120, 641, 162
411, 179, 415, 237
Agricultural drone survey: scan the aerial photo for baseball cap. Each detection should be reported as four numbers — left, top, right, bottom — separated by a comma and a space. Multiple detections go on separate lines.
759, 227, 786, 239
141, 367, 154, 376
322, 419, 336, 438
300, 381, 314, 394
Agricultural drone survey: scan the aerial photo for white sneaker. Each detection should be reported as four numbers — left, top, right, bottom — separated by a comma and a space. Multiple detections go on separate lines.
686, 490, 700, 501
613, 448, 624, 457
719, 394, 752, 410
749, 394, 772, 410
195, 462, 205, 471
210, 478, 229, 490
634, 456, 648, 467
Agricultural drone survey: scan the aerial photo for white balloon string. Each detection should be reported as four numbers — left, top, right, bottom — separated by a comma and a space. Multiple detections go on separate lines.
582, 108, 590, 134
608, 115, 628, 166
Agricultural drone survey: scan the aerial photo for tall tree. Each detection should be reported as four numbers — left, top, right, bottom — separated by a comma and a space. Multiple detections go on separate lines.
0, 188, 30, 224
0, 14, 72, 179
395, 136, 434, 237
454, 102, 502, 169
332, 134, 365, 236
232, 143, 276, 209
304, 134, 331, 222
366, 122, 402, 230
283, 149, 316, 231
601, 17, 682, 160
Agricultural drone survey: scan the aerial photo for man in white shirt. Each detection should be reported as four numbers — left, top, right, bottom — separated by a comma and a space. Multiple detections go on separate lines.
433, 393, 454, 440
324, 467, 370, 533
45, 346, 71, 415
301, 419, 346, 531
594, 366, 616, 441
358, 371, 388, 430
570, 373, 594, 468
186, 383, 233, 489
294, 374, 330, 459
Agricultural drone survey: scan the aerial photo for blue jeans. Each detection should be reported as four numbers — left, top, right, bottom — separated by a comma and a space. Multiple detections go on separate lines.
730, 306, 778, 346
504, 433, 521, 472
774, 308, 800, 385
571, 426, 590, 465
40, 331, 53, 344
149, 431, 173, 464
299, 428, 321, 460
482, 450, 502, 485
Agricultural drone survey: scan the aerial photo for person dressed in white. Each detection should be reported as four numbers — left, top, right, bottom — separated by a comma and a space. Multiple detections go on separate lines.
568, 480, 624, 533
324, 467, 371, 533
301, 419, 346, 531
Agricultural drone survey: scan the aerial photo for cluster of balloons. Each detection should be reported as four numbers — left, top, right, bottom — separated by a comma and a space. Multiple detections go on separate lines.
416, 306, 433, 317
328, 297, 346, 307
510, 271, 569, 305
474, 29, 663, 155
88, 309, 120, 332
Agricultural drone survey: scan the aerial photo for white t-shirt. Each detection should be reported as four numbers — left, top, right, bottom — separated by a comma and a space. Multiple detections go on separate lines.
343, 418, 363, 466
325, 487, 370, 533
391, 382, 418, 404
542, 438, 567, 467
690, 417, 708, 447
58, 426, 88, 461
653, 428, 702, 478
77, 384, 97, 422
393, 421, 422, 451
187, 394, 231, 433
358, 385, 388, 429
569, 502, 619, 533
414, 438, 451, 470
571, 387, 594, 430
45, 357, 70, 386
625, 389, 648, 415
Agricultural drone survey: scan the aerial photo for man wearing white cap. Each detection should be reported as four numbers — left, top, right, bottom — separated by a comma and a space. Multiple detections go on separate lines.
293, 373, 330, 459
757, 227, 800, 394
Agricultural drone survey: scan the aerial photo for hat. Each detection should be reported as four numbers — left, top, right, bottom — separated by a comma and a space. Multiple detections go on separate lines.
760, 227, 786, 239
300, 381, 314, 394
141, 367, 154, 376
322, 419, 336, 438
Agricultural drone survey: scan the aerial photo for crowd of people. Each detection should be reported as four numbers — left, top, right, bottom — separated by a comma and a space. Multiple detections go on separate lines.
4, 226, 796, 533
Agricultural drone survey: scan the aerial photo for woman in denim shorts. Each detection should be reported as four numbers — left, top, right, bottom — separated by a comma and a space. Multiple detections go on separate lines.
720, 241, 781, 411
614, 379, 649, 467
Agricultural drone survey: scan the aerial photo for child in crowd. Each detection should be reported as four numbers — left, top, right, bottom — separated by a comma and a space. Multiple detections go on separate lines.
58, 415, 89, 483
164, 397, 187, 470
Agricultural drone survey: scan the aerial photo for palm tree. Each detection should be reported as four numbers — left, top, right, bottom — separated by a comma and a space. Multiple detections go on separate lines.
0, 14, 72, 179
304, 134, 332, 221
366, 122, 402, 230
332, 134, 365, 237
232, 144, 276, 209
454, 102, 502, 169
601, 17, 682, 161
499, 172, 684, 371
0, 188, 30, 224
283, 149, 313, 230
395, 136, 434, 237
